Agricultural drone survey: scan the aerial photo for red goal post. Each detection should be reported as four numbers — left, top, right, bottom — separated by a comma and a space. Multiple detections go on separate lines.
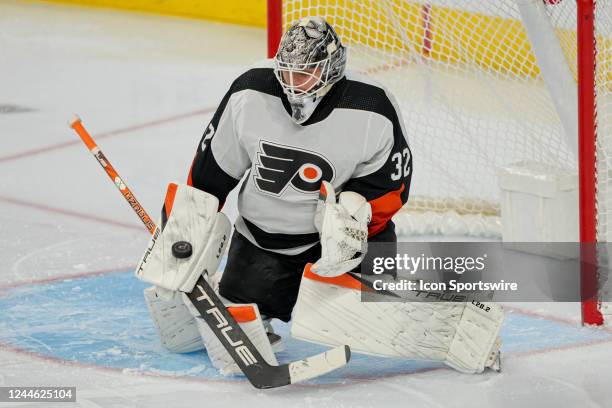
267, 0, 609, 326
577, 0, 602, 326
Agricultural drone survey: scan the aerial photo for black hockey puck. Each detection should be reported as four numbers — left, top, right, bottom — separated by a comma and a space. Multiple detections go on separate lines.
172, 241, 193, 259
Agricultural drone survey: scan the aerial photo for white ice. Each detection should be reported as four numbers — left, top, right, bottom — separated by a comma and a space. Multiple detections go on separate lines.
1, 1, 611, 407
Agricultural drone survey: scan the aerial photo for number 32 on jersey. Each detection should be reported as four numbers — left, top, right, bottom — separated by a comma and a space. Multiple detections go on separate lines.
391, 147, 411, 181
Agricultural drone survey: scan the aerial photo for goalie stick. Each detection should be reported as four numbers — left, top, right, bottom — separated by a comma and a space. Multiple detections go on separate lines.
70, 115, 351, 389
70, 117, 156, 234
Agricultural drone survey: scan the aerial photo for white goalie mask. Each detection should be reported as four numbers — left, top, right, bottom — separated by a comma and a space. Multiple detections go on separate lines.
274, 17, 347, 124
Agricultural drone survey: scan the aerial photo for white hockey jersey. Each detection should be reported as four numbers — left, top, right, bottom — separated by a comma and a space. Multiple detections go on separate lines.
188, 61, 412, 255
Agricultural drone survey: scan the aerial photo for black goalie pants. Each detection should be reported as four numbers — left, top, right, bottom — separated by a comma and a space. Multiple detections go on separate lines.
218, 223, 397, 322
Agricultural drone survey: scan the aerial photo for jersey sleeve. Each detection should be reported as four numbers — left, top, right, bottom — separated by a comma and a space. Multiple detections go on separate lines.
187, 82, 251, 208
343, 105, 412, 237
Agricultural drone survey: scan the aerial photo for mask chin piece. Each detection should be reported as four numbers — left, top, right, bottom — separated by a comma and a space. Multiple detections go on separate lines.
288, 94, 320, 125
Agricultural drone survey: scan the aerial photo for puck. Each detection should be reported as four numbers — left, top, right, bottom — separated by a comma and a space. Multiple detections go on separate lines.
172, 241, 193, 259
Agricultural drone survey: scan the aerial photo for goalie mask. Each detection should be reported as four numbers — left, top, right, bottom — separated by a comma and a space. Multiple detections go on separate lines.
274, 17, 347, 124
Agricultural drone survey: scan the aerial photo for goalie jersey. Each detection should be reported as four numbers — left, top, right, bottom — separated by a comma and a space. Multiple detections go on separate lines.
188, 61, 412, 255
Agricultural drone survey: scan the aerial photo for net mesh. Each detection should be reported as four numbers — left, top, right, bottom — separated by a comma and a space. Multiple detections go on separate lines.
281, 0, 611, 240
593, 2, 612, 243
593, 0, 612, 320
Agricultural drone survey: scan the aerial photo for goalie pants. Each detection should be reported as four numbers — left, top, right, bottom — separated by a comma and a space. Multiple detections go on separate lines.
218, 223, 397, 322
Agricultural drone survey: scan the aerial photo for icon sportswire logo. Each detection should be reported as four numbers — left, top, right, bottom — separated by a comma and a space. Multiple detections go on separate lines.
254, 141, 335, 196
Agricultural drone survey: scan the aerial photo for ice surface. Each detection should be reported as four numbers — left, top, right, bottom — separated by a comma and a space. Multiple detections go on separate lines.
2, 271, 611, 383
1, 1, 611, 407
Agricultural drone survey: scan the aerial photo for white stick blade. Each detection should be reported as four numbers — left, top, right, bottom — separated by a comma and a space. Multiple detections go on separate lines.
288, 345, 350, 384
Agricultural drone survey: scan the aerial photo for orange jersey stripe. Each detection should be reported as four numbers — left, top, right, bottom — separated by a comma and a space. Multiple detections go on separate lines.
368, 184, 405, 236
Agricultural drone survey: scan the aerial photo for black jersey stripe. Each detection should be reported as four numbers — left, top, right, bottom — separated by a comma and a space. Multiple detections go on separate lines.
188, 68, 285, 205
216, 67, 408, 129
242, 217, 320, 250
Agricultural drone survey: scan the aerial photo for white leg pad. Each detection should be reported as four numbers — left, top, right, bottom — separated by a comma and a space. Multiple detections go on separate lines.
182, 293, 278, 376
445, 301, 505, 373
291, 268, 504, 373
144, 286, 204, 353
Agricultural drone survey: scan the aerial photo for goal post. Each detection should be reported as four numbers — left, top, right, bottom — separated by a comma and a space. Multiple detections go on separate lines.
267, 0, 611, 326
267, 0, 283, 58
576, 0, 603, 325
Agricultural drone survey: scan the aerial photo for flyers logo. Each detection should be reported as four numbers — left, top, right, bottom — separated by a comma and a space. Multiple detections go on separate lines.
254, 141, 334, 196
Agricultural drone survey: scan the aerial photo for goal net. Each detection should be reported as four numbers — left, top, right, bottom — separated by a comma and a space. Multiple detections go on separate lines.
268, 0, 611, 324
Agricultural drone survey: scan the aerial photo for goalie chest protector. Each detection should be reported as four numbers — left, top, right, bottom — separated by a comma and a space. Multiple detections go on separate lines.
193, 60, 411, 254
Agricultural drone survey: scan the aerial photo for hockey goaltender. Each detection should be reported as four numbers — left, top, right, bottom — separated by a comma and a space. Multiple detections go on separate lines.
134, 17, 504, 379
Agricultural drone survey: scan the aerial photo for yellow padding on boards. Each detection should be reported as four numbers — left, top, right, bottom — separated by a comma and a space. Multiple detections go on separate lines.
37, 0, 268, 27
39, 0, 611, 86
284, 0, 611, 84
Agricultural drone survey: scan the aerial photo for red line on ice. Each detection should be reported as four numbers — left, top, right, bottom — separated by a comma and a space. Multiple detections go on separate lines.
0, 194, 143, 231
0, 265, 249, 388
1, 269, 611, 389
0, 266, 134, 291
0, 341, 241, 387
1, 330, 611, 390
0, 107, 216, 164
504, 305, 612, 334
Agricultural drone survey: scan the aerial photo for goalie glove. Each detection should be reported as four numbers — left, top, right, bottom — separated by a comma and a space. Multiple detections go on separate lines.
311, 181, 371, 277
